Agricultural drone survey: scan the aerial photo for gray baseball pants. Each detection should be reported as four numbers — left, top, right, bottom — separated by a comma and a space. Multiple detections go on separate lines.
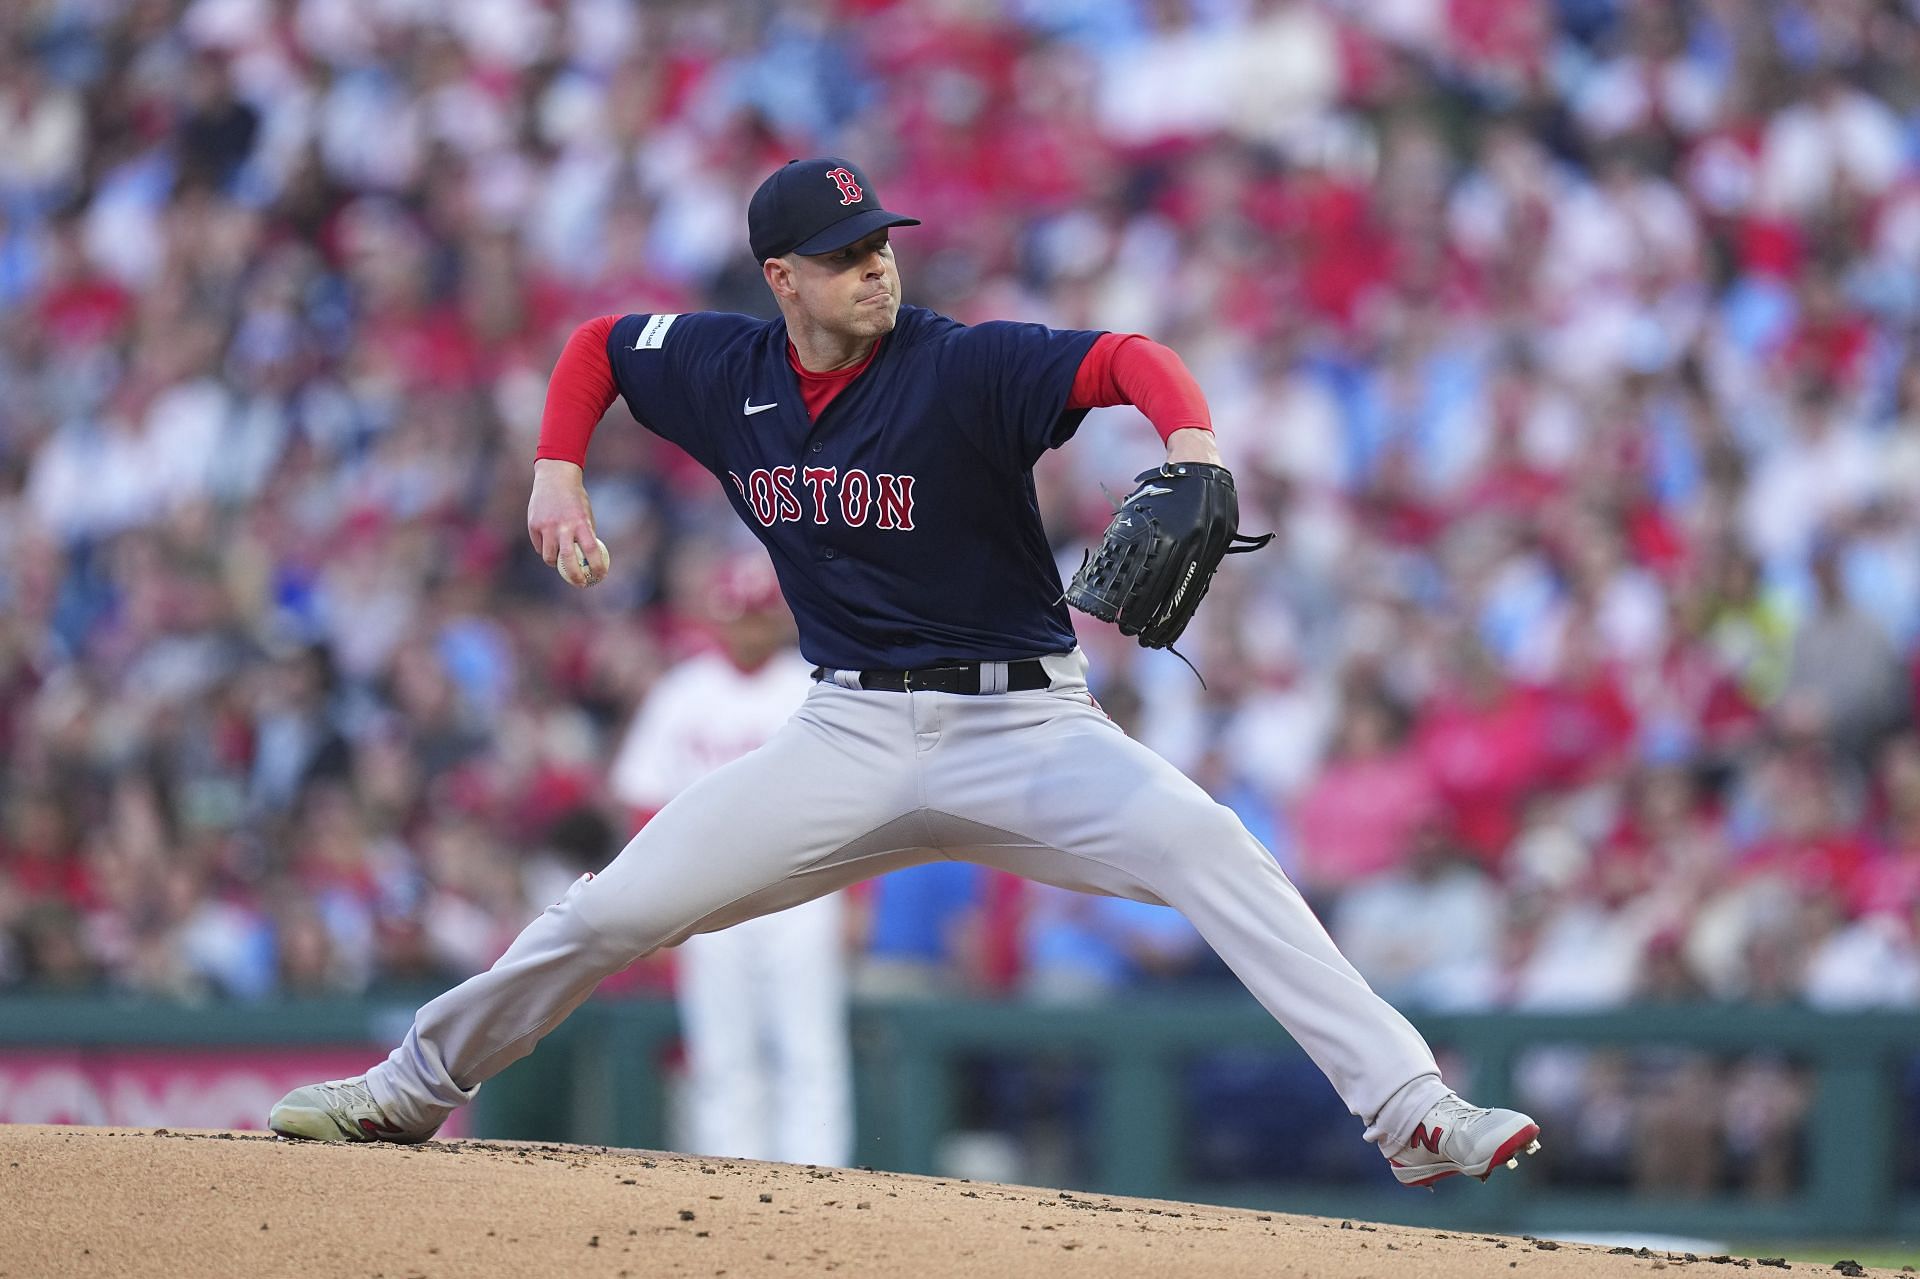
366, 650, 1449, 1152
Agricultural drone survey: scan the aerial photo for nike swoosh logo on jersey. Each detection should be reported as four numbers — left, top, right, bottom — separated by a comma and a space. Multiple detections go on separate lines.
743, 399, 778, 416
1130, 483, 1174, 499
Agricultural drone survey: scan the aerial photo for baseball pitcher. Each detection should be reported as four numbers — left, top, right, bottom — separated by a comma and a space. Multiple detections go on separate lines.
271, 157, 1540, 1188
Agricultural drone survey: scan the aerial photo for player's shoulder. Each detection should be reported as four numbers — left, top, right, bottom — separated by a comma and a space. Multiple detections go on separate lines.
905, 306, 1091, 354
894, 305, 1031, 342
892, 305, 1033, 369
889, 304, 962, 346
610, 310, 775, 360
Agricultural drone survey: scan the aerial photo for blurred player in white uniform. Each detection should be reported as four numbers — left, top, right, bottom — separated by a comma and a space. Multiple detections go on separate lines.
608, 554, 853, 1166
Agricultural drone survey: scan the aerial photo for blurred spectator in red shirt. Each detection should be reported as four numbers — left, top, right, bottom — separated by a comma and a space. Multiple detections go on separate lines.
1293, 684, 1436, 892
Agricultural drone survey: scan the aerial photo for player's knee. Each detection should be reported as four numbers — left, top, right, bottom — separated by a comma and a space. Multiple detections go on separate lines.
562, 875, 681, 959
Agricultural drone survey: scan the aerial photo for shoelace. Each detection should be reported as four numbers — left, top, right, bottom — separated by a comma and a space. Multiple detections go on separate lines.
1419, 1095, 1488, 1146
319, 1080, 375, 1108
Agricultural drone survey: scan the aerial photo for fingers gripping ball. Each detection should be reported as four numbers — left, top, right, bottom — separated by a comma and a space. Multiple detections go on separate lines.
556, 537, 611, 588
1065, 463, 1273, 649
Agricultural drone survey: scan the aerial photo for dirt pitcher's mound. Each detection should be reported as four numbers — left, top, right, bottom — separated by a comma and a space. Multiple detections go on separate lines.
0, 1126, 1901, 1279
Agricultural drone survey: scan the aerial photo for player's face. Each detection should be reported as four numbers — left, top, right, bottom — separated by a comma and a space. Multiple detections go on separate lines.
789, 229, 900, 339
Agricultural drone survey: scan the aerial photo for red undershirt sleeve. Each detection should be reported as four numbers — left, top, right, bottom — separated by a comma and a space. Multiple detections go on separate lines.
1066, 331, 1213, 443
536, 314, 621, 466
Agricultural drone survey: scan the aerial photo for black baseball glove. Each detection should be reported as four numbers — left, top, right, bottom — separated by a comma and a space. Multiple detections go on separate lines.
1064, 462, 1273, 650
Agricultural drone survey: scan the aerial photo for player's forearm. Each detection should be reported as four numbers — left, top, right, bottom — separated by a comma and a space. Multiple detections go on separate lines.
536, 315, 622, 467
1067, 332, 1214, 445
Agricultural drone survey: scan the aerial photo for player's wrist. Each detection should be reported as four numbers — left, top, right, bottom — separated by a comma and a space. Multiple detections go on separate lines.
1164, 427, 1220, 466
534, 457, 586, 482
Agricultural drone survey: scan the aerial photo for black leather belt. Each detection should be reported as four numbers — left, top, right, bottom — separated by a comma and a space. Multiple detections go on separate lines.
812, 659, 1050, 694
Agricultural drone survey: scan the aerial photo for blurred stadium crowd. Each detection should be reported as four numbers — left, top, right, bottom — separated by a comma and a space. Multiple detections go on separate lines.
1, 0, 1918, 1097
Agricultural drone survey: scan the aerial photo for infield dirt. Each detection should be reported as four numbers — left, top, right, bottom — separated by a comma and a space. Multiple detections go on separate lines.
0, 1125, 1908, 1278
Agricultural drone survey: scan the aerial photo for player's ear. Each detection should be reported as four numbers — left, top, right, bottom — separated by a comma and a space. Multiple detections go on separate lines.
763, 255, 797, 301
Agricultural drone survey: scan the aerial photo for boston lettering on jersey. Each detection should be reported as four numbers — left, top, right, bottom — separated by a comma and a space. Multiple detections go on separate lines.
727, 466, 916, 531
605, 305, 1100, 671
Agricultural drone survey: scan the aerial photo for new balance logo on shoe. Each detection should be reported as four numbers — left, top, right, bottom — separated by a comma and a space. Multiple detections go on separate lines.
358, 1117, 405, 1138
1407, 1124, 1444, 1154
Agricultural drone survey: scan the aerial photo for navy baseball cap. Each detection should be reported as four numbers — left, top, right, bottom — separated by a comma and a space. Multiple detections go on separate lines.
748, 157, 920, 263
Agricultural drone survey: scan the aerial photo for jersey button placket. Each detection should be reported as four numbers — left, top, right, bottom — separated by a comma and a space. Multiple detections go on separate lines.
806, 436, 830, 560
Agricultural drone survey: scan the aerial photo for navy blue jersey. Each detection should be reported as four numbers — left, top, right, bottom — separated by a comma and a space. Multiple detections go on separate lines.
605, 305, 1103, 671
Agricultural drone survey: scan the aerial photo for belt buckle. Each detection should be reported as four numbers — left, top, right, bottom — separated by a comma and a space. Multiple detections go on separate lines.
902, 669, 916, 693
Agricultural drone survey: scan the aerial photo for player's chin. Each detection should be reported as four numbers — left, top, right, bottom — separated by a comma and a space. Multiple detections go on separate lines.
854, 301, 899, 334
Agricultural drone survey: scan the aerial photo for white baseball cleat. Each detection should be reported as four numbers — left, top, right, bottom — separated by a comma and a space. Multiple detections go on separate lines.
269, 1076, 437, 1144
1388, 1093, 1541, 1188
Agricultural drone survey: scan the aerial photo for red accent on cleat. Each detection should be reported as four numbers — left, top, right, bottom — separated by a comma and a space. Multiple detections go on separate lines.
1487, 1122, 1540, 1169
1390, 1163, 1459, 1189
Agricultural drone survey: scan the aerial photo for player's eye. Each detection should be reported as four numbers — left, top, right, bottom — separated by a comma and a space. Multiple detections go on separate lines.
837, 236, 887, 265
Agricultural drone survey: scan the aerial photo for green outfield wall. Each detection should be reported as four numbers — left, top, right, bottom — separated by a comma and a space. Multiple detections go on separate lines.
2, 992, 1914, 1240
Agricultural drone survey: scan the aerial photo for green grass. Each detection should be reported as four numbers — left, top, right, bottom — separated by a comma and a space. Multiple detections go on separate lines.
1730, 1242, 1918, 1271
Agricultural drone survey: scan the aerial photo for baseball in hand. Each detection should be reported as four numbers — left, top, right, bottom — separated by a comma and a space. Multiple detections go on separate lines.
556, 537, 611, 587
